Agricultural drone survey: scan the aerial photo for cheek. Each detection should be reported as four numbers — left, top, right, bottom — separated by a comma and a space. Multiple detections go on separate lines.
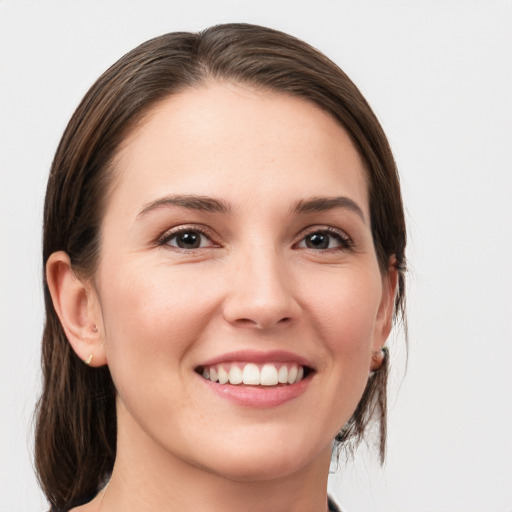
291, 265, 384, 433
305, 265, 383, 356
96, 259, 219, 390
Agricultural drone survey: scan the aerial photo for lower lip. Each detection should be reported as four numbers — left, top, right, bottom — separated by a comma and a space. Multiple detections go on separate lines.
199, 374, 312, 408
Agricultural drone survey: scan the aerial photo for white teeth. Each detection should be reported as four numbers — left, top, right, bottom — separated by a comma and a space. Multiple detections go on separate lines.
218, 366, 229, 384
277, 365, 288, 383
260, 364, 279, 386
203, 362, 306, 386
287, 365, 298, 384
242, 363, 260, 385
228, 366, 243, 385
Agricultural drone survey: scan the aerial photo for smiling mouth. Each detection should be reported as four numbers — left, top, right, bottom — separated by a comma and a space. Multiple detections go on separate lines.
196, 362, 313, 386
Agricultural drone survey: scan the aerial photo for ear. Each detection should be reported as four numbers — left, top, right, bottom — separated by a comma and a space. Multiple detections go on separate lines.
46, 251, 107, 367
372, 256, 399, 355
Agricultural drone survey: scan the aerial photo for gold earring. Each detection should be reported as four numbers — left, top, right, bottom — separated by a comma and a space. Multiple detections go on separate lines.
370, 346, 387, 372
84, 353, 93, 365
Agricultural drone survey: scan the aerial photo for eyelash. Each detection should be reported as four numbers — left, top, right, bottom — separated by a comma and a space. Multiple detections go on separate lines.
157, 225, 354, 252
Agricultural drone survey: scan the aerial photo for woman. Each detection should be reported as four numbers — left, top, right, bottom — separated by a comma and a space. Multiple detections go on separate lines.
36, 23, 406, 512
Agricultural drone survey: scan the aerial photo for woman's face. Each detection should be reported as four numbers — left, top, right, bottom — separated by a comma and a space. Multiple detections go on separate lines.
90, 82, 395, 480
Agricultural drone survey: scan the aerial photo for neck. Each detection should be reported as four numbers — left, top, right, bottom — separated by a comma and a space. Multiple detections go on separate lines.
91, 408, 332, 512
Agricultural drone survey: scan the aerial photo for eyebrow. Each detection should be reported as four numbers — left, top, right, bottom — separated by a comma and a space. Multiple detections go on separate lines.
138, 194, 231, 217
293, 196, 366, 223
137, 194, 365, 222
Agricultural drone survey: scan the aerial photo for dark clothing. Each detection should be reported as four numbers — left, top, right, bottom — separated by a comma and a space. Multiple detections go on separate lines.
328, 495, 342, 511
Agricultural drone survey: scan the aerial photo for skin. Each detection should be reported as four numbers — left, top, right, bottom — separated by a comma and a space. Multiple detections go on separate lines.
47, 82, 397, 512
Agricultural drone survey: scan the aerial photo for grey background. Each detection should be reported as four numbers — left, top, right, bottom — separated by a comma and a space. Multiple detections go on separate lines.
1, 1, 511, 511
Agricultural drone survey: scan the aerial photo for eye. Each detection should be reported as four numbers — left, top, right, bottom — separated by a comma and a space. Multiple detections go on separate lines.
159, 228, 216, 250
296, 228, 352, 251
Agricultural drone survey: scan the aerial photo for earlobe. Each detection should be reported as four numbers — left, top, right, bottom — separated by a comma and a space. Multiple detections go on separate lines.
46, 251, 107, 367
370, 346, 388, 372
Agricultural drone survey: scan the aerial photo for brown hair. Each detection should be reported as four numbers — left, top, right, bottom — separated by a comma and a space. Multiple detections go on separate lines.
36, 23, 406, 510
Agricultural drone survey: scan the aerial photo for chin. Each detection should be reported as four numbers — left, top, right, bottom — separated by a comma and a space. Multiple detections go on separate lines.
192, 433, 329, 483
205, 456, 308, 483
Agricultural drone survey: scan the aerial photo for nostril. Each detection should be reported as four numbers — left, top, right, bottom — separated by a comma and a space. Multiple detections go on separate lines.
234, 316, 293, 329
235, 318, 258, 327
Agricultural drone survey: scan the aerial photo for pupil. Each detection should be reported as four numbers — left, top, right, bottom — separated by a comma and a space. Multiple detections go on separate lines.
178, 232, 199, 248
307, 233, 328, 249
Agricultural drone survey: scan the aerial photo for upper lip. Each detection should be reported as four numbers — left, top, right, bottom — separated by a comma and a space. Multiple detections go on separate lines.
197, 350, 315, 370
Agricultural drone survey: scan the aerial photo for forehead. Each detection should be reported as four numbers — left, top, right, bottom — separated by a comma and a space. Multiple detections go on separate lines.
110, 82, 369, 216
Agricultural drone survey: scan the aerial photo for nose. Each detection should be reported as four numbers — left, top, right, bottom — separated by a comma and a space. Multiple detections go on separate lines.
222, 247, 301, 330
